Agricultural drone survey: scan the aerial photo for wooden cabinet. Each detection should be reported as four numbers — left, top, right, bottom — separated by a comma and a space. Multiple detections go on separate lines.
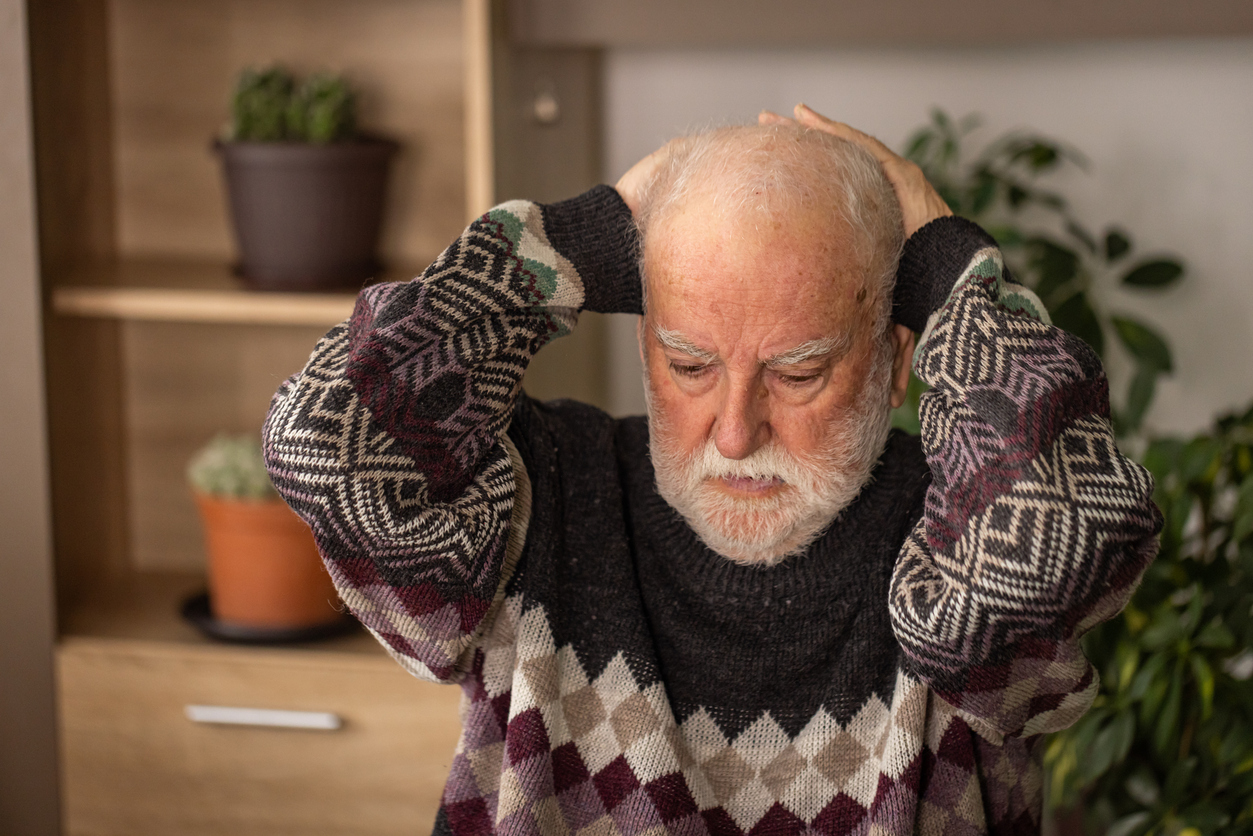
22, 0, 603, 832
59, 628, 462, 836
53, 576, 463, 836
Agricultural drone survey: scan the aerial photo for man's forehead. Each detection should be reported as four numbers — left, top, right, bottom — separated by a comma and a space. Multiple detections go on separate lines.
646, 198, 860, 283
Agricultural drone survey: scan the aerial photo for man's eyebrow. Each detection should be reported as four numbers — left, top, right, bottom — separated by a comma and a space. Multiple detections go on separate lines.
653, 327, 717, 362
765, 335, 851, 367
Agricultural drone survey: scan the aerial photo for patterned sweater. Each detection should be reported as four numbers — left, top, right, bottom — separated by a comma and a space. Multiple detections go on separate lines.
263, 186, 1161, 836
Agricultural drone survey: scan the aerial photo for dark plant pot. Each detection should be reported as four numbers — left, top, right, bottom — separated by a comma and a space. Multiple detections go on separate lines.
215, 137, 398, 291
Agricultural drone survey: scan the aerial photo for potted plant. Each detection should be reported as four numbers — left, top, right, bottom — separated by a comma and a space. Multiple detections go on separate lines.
893, 110, 1184, 441
215, 66, 398, 291
187, 434, 343, 635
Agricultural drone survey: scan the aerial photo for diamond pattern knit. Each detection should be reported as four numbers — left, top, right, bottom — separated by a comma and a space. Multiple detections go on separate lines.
263, 189, 1161, 835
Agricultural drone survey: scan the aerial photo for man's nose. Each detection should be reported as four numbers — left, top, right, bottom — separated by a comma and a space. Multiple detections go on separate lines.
714, 377, 769, 460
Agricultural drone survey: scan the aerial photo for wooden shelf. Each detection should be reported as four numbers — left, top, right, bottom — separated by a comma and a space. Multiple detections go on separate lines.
50, 259, 425, 327
61, 571, 387, 660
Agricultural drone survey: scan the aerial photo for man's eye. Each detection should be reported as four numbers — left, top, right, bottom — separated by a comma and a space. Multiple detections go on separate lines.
670, 362, 710, 378
777, 372, 821, 386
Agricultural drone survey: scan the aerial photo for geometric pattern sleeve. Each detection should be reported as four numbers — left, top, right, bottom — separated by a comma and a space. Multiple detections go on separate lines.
888, 219, 1163, 740
261, 186, 640, 683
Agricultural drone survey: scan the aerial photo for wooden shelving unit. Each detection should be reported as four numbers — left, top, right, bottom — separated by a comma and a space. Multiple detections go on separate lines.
51, 260, 361, 327
25, 0, 492, 832
18, 0, 613, 827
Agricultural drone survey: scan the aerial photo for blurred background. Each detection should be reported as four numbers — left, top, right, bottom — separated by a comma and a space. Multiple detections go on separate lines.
2, 1, 1251, 834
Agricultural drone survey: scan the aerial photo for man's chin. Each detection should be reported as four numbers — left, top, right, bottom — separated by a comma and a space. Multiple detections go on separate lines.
684, 496, 837, 567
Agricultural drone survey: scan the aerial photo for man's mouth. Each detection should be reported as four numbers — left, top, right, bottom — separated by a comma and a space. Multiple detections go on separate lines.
714, 475, 786, 495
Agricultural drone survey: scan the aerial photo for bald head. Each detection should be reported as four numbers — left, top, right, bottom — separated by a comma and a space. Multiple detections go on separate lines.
635, 123, 904, 336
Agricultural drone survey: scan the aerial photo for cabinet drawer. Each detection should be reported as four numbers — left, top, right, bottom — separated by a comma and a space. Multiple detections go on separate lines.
58, 637, 462, 836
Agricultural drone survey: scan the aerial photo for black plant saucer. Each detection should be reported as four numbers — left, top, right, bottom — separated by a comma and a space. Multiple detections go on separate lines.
181, 592, 359, 645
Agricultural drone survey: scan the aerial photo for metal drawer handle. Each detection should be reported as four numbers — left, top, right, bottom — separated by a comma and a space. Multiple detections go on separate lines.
185, 704, 342, 731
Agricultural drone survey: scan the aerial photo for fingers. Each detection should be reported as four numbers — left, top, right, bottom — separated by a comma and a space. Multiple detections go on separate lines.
785, 103, 952, 238
793, 104, 898, 165
614, 136, 692, 216
757, 109, 794, 126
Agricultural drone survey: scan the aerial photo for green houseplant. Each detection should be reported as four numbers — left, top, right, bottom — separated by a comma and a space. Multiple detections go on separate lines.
891, 110, 1184, 440
188, 434, 341, 632
888, 112, 1253, 833
215, 66, 397, 291
1045, 403, 1253, 835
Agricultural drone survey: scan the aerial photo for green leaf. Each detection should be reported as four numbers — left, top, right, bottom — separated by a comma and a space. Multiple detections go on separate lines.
1106, 228, 1132, 262
1179, 438, 1222, 485
1143, 439, 1184, 482
1123, 367, 1158, 434
1110, 710, 1136, 764
1162, 756, 1197, 806
1125, 767, 1160, 807
1183, 585, 1204, 637
1218, 726, 1253, 766
1052, 292, 1105, 357
1025, 142, 1060, 171
984, 225, 1024, 249
1112, 317, 1173, 372
1084, 718, 1123, 781
1154, 665, 1184, 757
1237, 512, 1253, 544
957, 113, 982, 134
1190, 654, 1215, 720
1130, 653, 1169, 700
904, 130, 933, 162
1028, 235, 1080, 301
1240, 474, 1253, 509
1180, 801, 1230, 831
968, 172, 997, 216
935, 183, 963, 214
1195, 619, 1235, 649
1114, 640, 1141, 695
1107, 811, 1152, 836
1142, 607, 1182, 650
1123, 259, 1184, 288
1140, 674, 1169, 728
1235, 476, 1253, 542
1166, 490, 1193, 546
1066, 221, 1098, 255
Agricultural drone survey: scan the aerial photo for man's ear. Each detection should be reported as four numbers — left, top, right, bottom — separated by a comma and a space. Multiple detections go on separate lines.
636, 315, 647, 368
889, 323, 915, 409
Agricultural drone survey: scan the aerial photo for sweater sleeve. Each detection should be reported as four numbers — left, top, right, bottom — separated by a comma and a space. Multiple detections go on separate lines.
262, 186, 640, 682
887, 216, 1162, 740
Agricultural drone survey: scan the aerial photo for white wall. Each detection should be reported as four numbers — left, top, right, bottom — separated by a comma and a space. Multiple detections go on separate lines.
602, 38, 1253, 436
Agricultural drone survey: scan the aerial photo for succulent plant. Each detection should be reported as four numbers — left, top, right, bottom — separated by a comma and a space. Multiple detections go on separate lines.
187, 434, 278, 501
229, 66, 358, 143
230, 67, 296, 142
287, 73, 356, 144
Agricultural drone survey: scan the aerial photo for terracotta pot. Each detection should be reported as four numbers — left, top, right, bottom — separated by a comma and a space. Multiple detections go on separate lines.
194, 493, 341, 628
215, 136, 398, 291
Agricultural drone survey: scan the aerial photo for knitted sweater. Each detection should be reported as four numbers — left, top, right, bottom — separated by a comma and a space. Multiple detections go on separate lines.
263, 186, 1162, 836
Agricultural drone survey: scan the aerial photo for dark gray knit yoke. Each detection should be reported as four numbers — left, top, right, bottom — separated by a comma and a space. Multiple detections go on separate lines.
508, 398, 932, 740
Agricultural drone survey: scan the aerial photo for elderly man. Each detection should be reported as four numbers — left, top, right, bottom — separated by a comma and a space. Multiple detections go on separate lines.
263, 106, 1160, 836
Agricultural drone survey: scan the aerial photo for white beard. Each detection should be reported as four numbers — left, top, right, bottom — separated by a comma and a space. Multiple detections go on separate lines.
646, 350, 894, 567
